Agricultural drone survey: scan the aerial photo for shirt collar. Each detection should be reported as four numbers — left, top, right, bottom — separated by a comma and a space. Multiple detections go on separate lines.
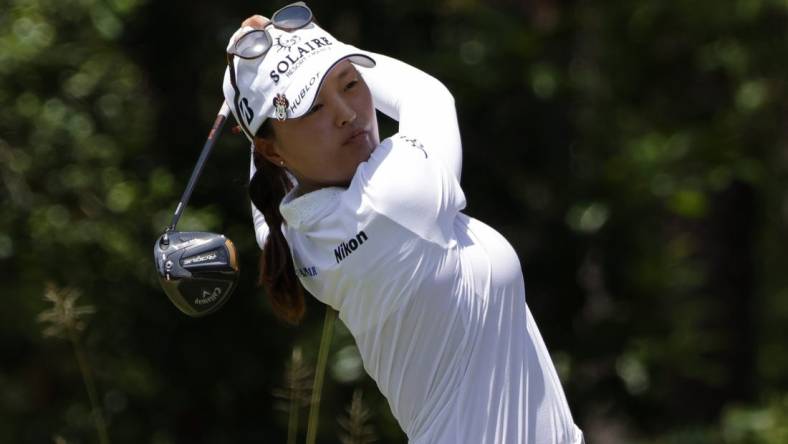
279, 185, 343, 231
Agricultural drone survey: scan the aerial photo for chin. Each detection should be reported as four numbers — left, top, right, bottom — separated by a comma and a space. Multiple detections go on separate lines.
363, 135, 378, 157
363, 146, 374, 161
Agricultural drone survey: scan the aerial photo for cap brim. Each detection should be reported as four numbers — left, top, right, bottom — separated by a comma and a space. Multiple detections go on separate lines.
278, 47, 375, 120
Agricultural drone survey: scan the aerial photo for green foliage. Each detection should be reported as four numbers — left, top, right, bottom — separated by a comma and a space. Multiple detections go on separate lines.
721, 396, 788, 444
635, 395, 788, 443
1, 0, 787, 442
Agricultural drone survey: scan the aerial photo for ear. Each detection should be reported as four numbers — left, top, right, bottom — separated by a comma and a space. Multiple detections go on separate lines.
253, 136, 284, 166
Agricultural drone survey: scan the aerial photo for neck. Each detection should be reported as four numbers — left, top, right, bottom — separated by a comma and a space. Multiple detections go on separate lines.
292, 178, 350, 198
290, 173, 327, 197
294, 183, 319, 198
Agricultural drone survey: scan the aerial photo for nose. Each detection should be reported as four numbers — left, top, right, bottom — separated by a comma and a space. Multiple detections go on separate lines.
334, 97, 357, 128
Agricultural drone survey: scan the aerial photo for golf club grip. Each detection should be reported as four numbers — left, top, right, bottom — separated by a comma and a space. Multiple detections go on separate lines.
168, 102, 232, 230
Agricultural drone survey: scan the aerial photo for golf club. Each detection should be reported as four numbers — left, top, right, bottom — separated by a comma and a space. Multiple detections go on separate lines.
153, 102, 240, 317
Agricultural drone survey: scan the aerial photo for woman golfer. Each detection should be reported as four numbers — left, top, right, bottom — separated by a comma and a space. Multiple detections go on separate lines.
223, 3, 584, 443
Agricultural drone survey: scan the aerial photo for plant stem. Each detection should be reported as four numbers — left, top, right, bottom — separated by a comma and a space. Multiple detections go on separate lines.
305, 307, 337, 444
287, 349, 300, 444
287, 393, 299, 444
69, 331, 110, 444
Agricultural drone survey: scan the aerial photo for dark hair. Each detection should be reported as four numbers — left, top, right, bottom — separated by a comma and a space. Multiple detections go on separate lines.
249, 120, 306, 324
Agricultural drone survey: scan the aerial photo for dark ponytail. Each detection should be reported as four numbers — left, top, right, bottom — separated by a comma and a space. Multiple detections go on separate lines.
249, 121, 306, 324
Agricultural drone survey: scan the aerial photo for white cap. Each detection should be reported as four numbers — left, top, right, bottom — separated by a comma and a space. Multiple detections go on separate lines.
223, 22, 375, 141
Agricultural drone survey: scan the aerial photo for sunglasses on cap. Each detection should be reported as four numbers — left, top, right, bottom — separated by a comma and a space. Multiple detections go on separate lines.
226, 1, 314, 139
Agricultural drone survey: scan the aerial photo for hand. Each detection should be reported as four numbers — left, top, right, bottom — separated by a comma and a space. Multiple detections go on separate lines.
228, 15, 270, 51
241, 15, 270, 29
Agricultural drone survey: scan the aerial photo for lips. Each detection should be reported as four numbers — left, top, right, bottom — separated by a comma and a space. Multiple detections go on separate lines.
343, 128, 368, 146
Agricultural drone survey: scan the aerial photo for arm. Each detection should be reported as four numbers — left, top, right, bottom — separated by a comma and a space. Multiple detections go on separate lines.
233, 15, 272, 251
249, 148, 270, 250
355, 51, 463, 181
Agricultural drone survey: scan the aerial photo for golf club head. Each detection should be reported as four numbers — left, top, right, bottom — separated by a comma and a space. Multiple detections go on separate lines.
153, 231, 239, 317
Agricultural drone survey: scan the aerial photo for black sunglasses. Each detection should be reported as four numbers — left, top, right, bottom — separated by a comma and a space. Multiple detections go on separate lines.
226, 2, 314, 139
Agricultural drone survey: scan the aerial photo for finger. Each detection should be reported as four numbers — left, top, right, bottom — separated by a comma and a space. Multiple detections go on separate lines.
241, 15, 270, 29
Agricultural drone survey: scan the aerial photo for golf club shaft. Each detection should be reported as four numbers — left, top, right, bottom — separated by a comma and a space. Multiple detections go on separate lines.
167, 102, 231, 231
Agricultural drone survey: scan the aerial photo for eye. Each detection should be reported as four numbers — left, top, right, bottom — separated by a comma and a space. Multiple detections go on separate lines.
345, 79, 359, 91
306, 103, 323, 115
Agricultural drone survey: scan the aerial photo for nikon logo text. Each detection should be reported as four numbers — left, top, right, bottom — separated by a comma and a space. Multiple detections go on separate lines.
334, 231, 369, 263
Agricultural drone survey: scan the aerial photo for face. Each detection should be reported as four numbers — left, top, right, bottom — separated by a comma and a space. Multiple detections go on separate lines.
255, 60, 380, 194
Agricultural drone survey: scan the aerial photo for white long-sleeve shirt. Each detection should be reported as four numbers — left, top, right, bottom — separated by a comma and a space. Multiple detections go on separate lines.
250, 51, 583, 444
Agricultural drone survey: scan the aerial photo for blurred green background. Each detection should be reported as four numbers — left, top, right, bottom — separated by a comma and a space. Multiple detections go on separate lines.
2, 0, 787, 442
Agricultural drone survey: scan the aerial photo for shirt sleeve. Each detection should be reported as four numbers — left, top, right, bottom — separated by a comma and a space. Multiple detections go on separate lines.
353, 134, 466, 247
355, 50, 463, 182
249, 148, 270, 250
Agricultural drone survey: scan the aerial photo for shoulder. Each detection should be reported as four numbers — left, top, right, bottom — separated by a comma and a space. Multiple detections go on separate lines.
356, 133, 449, 191
360, 134, 430, 173
347, 133, 466, 244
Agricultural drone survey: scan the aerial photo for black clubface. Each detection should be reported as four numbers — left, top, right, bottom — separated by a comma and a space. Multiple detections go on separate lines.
153, 231, 239, 317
